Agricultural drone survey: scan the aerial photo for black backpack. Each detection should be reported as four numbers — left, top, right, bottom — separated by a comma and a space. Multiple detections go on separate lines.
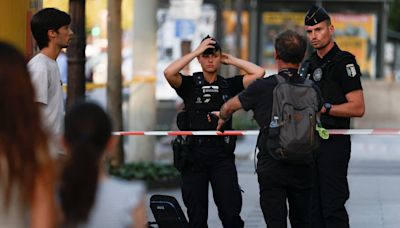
267, 74, 322, 164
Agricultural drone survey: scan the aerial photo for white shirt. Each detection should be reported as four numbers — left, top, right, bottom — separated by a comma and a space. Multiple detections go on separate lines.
28, 53, 65, 156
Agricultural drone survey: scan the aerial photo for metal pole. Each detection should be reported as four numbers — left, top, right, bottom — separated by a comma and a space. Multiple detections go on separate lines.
249, 0, 258, 64
235, 0, 243, 59
377, 1, 389, 79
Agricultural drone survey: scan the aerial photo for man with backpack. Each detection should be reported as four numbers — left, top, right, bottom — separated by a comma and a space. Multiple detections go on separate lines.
215, 30, 322, 228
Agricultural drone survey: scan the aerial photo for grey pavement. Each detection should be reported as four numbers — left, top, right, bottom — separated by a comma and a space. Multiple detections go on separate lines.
147, 135, 400, 228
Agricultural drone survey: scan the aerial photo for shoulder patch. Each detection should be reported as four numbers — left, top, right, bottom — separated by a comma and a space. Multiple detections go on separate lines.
346, 64, 356, 77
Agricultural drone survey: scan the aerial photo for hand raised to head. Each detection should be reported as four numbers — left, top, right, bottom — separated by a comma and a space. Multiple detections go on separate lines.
194, 38, 216, 56
221, 52, 233, 65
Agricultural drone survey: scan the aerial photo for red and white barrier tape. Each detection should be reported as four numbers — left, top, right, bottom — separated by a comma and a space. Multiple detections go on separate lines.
112, 129, 400, 136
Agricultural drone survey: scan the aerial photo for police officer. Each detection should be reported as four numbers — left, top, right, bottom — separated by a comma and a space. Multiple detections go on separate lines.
303, 5, 365, 228
164, 36, 265, 228
216, 30, 319, 228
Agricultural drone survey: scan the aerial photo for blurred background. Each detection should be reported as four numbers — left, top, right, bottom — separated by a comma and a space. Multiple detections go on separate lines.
2, 2, 400, 227
1, 0, 400, 162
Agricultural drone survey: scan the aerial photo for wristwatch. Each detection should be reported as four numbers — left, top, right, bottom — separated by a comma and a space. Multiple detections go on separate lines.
323, 102, 332, 115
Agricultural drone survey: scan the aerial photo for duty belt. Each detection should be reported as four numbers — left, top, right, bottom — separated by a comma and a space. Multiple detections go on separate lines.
187, 136, 225, 146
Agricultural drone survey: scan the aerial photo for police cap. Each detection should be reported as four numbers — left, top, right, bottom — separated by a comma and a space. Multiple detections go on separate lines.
304, 5, 330, 26
201, 35, 221, 55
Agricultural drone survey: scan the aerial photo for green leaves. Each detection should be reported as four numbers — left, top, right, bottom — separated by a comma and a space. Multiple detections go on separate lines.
109, 162, 180, 181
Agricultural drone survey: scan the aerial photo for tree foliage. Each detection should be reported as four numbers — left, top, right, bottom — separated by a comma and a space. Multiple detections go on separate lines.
389, 0, 400, 31
43, 0, 133, 37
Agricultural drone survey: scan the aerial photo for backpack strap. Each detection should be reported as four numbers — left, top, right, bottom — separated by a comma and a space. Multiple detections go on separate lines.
299, 60, 310, 78
274, 74, 286, 84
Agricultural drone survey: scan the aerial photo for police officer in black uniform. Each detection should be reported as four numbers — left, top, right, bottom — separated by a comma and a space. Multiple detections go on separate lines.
303, 5, 365, 228
164, 36, 265, 228
216, 30, 318, 228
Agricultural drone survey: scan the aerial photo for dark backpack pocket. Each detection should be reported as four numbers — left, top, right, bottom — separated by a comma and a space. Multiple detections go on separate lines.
267, 126, 284, 160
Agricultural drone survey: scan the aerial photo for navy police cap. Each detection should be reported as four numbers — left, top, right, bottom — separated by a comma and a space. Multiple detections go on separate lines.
304, 5, 330, 26
201, 35, 221, 55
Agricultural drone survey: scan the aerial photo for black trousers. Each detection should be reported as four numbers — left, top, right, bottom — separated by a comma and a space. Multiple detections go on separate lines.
311, 135, 351, 228
257, 160, 313, 228
180, 146, 244, 228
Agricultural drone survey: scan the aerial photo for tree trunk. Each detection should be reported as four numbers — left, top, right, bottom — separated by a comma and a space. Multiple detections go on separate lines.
67, 0, 86, 111
107, 0, 124, 165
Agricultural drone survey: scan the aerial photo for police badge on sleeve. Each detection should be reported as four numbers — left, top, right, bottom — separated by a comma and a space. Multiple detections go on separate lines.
346, 64, 357, 77
312, 68, 322, 81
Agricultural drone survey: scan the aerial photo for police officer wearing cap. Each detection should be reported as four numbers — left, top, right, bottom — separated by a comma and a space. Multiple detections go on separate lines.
303, 5, 365, 228
164, 36, 265, 228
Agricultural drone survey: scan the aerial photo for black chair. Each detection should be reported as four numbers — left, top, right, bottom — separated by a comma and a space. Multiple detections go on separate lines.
148, 194, 189, 228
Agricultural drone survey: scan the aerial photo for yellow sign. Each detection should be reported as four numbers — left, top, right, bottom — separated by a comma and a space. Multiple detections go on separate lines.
260, 11, 377, 78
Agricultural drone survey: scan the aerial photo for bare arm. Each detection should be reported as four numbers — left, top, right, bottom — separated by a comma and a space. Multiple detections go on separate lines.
221, 53, 265, 88
216, 95, 243, 130
321, 89, 365, 117
163, 38, 216, 88
132, 197, 147, 228
30, 164, 59, 228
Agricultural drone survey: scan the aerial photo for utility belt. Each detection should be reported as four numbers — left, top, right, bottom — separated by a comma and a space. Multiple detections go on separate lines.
187, 135, 237, 151
187, 136, 226, 147
171, 135, 237, 171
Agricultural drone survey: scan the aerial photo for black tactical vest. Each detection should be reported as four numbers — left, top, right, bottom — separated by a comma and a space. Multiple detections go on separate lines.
177, 72, 232, 130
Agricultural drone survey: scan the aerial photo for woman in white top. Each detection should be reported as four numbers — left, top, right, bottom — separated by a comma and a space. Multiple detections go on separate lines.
59, 101, 147, 228
0, 41, 58, 228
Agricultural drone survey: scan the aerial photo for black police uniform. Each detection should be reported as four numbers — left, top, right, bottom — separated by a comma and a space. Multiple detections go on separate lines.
305, 44, 363, 228
174, 72, 245, 228
238, 69, 314, 228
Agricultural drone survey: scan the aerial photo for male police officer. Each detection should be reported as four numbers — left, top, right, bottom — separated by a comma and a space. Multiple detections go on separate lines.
164, 36, 264, 228
215, 30, 319, 228
304, 5, 365, 228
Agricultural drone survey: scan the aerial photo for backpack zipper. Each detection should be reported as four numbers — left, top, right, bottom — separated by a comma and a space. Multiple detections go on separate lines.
309, 113, 314, 146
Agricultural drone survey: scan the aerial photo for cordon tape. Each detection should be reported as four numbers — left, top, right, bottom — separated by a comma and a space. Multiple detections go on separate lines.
112, 129, 400, 136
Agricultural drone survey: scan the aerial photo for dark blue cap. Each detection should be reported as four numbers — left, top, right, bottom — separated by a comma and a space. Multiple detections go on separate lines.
305, 5, 330, 26
201, 35, 221, 55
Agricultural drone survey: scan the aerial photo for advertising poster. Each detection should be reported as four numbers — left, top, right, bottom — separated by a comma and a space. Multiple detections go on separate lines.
260, 11, 377, 78
222, 11, 249, 61
331, 14, 377, 78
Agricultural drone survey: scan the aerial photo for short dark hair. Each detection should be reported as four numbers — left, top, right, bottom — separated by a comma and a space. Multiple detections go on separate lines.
274, 30, 307, 64
30, 8, 71, 50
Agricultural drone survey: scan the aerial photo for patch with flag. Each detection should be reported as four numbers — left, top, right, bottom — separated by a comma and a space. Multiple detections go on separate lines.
346, 64, 357, 77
